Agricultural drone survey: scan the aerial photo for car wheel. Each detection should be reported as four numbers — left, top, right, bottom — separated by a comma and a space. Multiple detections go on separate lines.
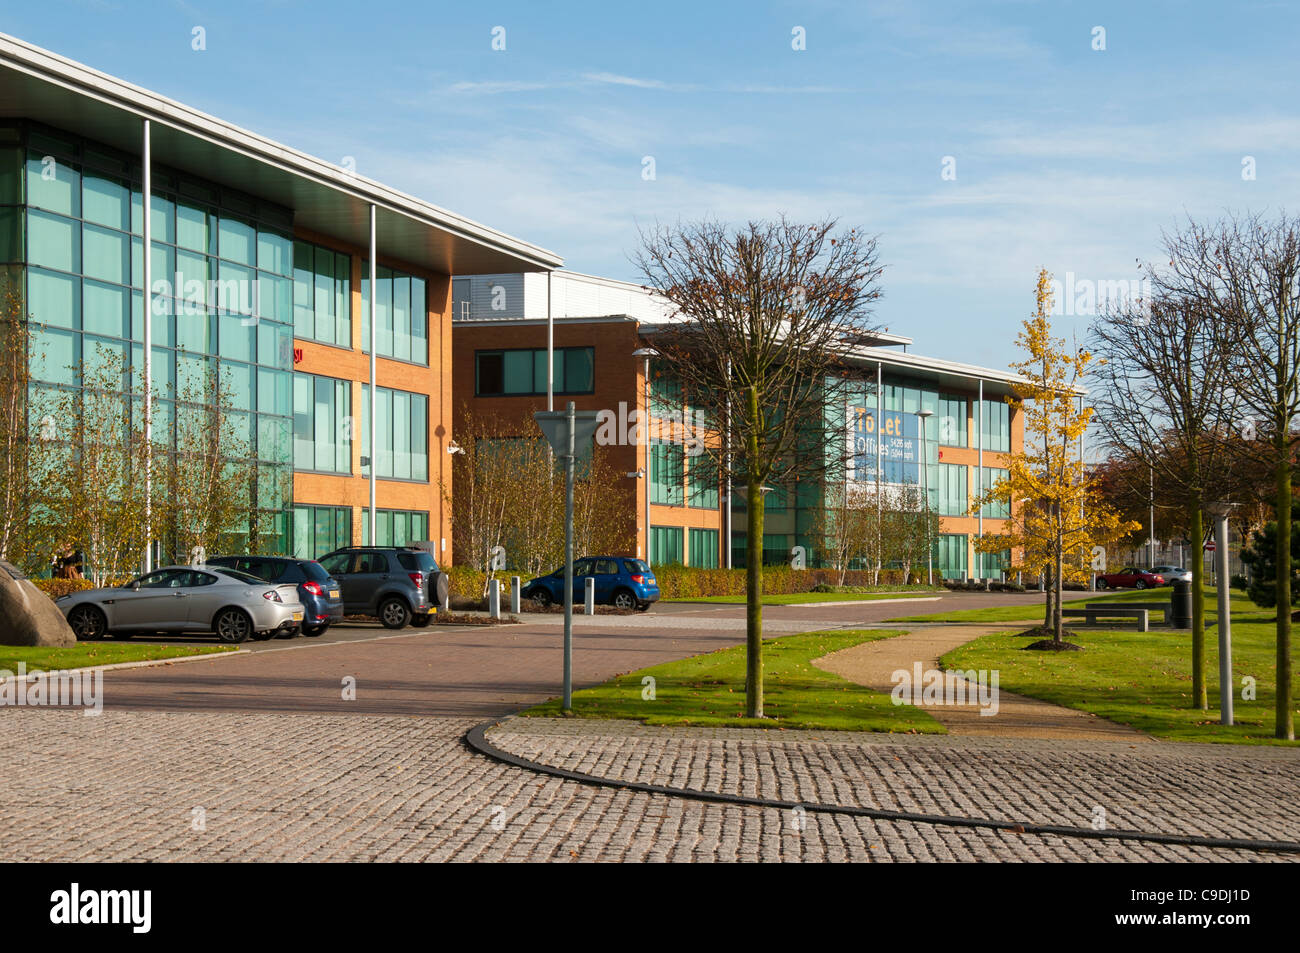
1095, 578, 1108, 589
1135, 579, 1147, 590
67, 605, 107, 641
612, 589, 637, 610
410, 613, 432, 628
214, 608, 253, 644
635, 601, 651, 612
301, 623, 328, 637
379, 597, 411, 630
529, 588, 552, 608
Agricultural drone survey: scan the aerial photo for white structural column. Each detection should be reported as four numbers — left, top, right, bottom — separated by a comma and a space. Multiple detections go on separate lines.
977, 379, 984, 580
546, 270, 554, 411
142, 119, 153, 572
875, 362, 883, 575
368, 204, 377, 543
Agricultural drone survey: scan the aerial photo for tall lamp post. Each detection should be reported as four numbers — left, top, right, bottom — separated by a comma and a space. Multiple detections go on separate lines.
1209, 501, 1236, 726
916, 409, 934, 585
633, 346, 659, 565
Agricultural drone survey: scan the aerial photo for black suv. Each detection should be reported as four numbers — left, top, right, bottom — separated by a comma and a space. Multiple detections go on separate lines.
205, 555, 344, 637
318, 547, 447, 629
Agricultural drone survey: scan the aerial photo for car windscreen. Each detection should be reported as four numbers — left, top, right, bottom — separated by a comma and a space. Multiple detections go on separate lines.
397, 551, 438, 573
211, 568, 266, 585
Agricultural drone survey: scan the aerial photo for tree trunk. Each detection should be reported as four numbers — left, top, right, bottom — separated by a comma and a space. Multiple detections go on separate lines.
1053, 545, 1064, 644
1188, 503, 1207, 709
1043, 563, 1054, 629
1276, 453, 1294, 740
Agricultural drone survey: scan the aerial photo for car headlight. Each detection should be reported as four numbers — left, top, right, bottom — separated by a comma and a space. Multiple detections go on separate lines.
262, 591, 282, 603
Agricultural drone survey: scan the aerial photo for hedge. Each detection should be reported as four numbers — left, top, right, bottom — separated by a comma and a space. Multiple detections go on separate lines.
441, 564, 930, 602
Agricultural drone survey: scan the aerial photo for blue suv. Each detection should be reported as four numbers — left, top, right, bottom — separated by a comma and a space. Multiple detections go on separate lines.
523, 557, 659, 611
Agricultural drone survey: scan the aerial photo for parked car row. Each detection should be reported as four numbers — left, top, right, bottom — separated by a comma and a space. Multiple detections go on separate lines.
57, 546, 448, 643
1095, 566, 1188, 589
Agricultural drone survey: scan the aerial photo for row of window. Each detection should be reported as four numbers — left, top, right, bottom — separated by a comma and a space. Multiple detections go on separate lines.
290, 505, 430, 560
936, 464, 1011, 518
649, 527, 722, 568
474, 347, 596, 397
933, 534, 1011, 580
292, 372, 430, 482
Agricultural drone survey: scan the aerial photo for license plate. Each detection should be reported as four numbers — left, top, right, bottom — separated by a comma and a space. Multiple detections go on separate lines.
292, 611, 303, 621
329, 590, 340, 599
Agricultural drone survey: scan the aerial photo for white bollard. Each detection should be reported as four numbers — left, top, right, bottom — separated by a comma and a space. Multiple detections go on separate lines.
488, 578, 501, 619
510, 575, 521, 613
584, 576, 595, 615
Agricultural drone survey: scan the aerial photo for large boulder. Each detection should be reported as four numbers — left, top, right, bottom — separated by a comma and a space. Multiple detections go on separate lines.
0, 561, 76, 648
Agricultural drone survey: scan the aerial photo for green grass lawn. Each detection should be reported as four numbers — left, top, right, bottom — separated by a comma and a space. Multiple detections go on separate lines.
887, 586, 1237, 623
0, 643, 234, 675
942, 601, 1297, 745
522, 629, 945, 733
665, 591, 938, 605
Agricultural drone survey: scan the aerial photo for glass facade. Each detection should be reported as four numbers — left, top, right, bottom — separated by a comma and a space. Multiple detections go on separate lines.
13, 122, 294, 553
474, 346, 594, 396
938, 394, 967, 447
360, 384, 429, 481
361, 265, 428, 364
937, 463, 967, 517
361, 508, 430, 547
979, 467, 1010, 518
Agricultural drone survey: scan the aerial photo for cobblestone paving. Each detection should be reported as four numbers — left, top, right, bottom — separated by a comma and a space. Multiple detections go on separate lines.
2, 708, 1295, 862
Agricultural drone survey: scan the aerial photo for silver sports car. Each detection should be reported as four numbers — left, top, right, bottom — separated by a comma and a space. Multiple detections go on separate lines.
58, 565, 305, 643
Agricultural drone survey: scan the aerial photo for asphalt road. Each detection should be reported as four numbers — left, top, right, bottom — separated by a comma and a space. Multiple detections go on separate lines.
93, 589, 1103, 717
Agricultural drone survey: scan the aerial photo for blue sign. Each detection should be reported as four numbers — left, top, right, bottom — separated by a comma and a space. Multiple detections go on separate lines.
851, 408, 920, 484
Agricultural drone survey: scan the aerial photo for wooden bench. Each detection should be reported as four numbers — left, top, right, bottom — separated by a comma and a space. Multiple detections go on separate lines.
1062, 607, 1150, 632
1083, 601, 1170, 625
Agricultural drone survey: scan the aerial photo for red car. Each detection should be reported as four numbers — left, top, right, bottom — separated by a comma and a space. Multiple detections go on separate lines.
1096, 567, 1166, 590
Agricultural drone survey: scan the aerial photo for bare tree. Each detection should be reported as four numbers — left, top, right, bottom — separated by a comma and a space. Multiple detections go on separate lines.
1092, 278, 1240, 709
0, 275, 40, 569
636, 217, 883, 717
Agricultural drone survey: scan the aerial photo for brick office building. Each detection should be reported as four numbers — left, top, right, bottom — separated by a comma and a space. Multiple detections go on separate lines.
452, 271, 1027, 579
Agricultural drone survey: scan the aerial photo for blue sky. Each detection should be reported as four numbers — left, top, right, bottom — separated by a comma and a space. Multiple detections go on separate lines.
9, 0, 1300, 371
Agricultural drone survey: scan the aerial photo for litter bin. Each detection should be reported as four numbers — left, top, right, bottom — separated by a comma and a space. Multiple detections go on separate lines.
1171, 579, 1192, 629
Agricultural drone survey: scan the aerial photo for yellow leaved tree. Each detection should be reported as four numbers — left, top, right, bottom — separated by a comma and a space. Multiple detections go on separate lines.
973, 269, 1139, 646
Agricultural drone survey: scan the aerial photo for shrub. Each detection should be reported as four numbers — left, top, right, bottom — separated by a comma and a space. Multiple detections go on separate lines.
1230, 574, 1249, 591
31, 578, 95, 600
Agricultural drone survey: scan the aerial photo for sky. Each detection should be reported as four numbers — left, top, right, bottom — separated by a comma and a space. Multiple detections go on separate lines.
7, 0, 1300, 372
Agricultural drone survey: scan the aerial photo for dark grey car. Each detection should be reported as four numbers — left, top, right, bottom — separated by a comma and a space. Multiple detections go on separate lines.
318, 547, 448, 629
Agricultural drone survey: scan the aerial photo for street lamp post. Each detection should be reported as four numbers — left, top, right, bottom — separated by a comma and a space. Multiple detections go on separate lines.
1209, 501, 1236, 726
917, 409, 934, 585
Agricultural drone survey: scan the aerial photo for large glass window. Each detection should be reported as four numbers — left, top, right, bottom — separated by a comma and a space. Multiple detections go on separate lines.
293, 372, 351, 474
294, 239, 351, 348
361, 509, 430, 547
687, 455, 718, 509
650, 526, 683, 565
361, 266, 427, 365
938, 463, 967, 517
979, 467, 1010, 518
934, 534, 968, 580
474, 347, 595, 396
980, 398, 1011, 453
650, 442, 684, 505
976, 548, 1010, 580
361, 384, 429, 481
689, 528, 719, 568
938, 394, 968, 447
292, 505, 352, 559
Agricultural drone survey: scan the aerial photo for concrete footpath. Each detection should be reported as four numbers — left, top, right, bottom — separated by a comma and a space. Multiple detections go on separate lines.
814, 624, 1151, 742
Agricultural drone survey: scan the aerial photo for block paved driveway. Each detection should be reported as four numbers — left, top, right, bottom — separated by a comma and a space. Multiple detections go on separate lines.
4, 591, 1295, 861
